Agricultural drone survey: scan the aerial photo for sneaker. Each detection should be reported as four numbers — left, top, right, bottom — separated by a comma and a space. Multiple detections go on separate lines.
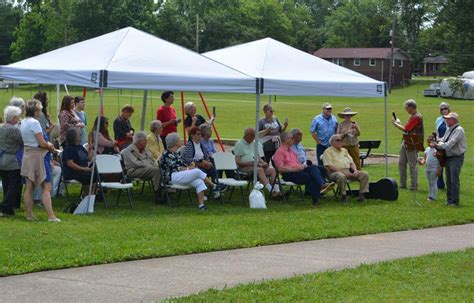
320, 182, 335, 194
198, 204, 207, 211
212, 190, 221, 199
48, 217, 61, 222
26, 216, 37, 221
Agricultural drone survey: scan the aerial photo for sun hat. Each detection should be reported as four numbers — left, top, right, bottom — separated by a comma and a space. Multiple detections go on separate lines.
337, 107, 358, 118
443, 112, 459, 121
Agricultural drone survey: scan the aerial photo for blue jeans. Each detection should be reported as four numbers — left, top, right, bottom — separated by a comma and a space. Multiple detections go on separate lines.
316, 144, 329, 166
282, 165, 323, 202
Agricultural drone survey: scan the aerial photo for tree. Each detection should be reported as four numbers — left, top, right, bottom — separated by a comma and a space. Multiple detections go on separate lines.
0, 0, 22, 64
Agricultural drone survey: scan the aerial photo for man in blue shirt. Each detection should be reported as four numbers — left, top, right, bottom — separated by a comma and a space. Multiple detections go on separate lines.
310, 102, 338, 165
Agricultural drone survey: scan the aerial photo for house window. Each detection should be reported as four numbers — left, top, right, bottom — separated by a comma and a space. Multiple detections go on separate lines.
399, 60, 403, 67
353, 58, 360, 66
332, 58, 343, 66
369, 59, 376, 66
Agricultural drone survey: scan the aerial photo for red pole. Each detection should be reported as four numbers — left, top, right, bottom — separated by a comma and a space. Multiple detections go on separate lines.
82, 87, 87, 98
180, 91, 186, 144
198, 92, 225, 152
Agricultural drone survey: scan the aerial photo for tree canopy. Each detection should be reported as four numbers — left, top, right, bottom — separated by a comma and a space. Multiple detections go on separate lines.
4, 0, 474, 74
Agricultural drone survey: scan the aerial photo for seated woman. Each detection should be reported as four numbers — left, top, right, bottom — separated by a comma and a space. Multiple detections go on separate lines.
88, 116, 119, 160
199, 124, 216, 157
183, 102, 215, 133
159, 133, 218, 210
146, 120, 165, 162
182, 126, 222, 196
113, 104, 135, 150
62, 128, 96, 195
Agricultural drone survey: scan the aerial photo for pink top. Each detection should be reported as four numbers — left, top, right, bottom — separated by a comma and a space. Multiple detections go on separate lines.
273, 145, 300, 169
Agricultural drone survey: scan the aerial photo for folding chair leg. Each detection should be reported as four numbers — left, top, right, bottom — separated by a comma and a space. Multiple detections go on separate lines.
240, 187, 246, 205
229, 187, 235, 200
140, 181, 146, 195
187, 189, 193, 204
126, 189, 133, 208
117, 189, 122, 207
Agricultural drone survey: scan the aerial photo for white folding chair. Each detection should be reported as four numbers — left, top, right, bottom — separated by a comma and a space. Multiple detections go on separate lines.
159, 169, 194, 206
95, 154, 133, 208
213, 152, 248, 204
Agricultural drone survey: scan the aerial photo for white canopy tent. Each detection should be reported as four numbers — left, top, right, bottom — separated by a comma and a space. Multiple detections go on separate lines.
0, 27, 258, 203
203, 38, 388, 180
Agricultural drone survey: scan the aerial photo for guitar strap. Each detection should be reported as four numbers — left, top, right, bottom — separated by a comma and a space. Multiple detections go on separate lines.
443, 125, 459, 144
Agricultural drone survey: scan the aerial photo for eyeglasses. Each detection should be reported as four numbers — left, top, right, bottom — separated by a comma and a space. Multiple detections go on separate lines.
268, 110, 275, 113
325, 108, 332, 111
440, 108, 448, 111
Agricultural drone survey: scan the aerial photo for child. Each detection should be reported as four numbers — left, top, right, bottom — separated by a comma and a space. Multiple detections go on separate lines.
418, 135, 441, 201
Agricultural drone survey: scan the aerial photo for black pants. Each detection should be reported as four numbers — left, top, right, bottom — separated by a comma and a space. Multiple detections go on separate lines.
0, 169, 22, 215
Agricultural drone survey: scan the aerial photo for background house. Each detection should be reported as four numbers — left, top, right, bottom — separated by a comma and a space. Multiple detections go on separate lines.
422, 55, 448, 76
313, 48, 411, 87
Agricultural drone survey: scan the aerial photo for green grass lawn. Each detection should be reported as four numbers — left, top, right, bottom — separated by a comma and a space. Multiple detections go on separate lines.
0, 80, 472, 277
170, 248, 474, 302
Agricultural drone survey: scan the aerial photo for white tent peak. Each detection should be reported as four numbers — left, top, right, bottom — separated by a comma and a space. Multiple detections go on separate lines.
1, 27, 256, 92
204, 37, 385, 97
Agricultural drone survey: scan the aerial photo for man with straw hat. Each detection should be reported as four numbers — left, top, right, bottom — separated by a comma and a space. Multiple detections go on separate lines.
430, 112, 466, 207
337, 107, 361, 170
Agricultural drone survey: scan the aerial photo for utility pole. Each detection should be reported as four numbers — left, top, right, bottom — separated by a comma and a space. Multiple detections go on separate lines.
388, 19, 395, 93
195, 14, 199, 52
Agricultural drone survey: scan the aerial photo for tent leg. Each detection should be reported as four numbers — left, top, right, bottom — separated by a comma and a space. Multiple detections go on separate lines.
87, 88, 104, 205
253, 93, 261, 186
384, 95, 388, 177
56, 84, 60, 124
140, 90, 148, 131
198, 92, 225, 152
268, 95, 272, 104
181, 92, 186, 144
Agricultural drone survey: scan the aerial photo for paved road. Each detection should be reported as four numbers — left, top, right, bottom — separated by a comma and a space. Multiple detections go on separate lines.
1, 224, 473, 303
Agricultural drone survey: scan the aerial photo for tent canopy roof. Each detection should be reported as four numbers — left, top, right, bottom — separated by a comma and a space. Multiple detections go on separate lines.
0, 27, 256, 93
204, 38, 385, 97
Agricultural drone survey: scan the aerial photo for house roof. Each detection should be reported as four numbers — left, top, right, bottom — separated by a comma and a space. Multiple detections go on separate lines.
313, 48, 409, 59
423, 55, 448, 64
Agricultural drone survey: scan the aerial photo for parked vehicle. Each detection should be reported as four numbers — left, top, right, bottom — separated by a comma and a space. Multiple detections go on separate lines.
439, 71, 474, 100
423, 83, 440, 97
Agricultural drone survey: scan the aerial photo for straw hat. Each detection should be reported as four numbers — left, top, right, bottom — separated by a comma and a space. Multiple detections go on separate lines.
337, 107, 358, 118
443, 112, 459, 121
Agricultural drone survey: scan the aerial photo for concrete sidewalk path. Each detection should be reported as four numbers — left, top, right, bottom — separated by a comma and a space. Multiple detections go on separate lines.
1, 224, 473, 303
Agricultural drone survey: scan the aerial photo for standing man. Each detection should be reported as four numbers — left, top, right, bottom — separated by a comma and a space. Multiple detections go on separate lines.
430, 112, 466, 207
74, 96, 87, 145
156, 91, 178, 149
392, 99, 424, 190
310, 102, 338, 165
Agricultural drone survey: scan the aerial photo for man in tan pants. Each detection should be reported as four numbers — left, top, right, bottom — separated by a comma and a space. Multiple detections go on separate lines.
122, 131, 162, 202
322, 134, 369, 203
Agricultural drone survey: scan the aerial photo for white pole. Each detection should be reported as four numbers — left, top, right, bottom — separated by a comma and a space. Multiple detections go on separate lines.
253, 92, 261, 185
56, 84, 60, 124
87, 87, 104, 204
268, 95, 272, 104
384, 94, 389, 177
141, 90, 148, 131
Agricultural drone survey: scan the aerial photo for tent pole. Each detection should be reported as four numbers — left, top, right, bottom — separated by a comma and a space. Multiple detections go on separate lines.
253, 92, 261, 186
56, 84, 60, 124
384, 93, 388, 177
87, 87, 104, 204
181, 92, 186, 144
140, 90, 148, 131
198, 92, 225, 152
268, 95, 272, 104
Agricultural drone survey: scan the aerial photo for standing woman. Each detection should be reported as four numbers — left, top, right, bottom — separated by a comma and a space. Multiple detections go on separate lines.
33, 92, 56, 139
337, 107, 361, 170
258, 103, 288, 163
20, 100, 60, 222
0, 106, 24, 216
74, 96, 87, 145
59, 96, 84, 148
435, 102, 450, 190
156, 91, 178, 149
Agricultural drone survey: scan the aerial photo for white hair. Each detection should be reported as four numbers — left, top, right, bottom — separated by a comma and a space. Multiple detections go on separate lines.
290, 128, 302, 136
149, 120, 162, 132
9, 96, 25, 110
184, 102, 195, 115
133, 131, 147, 144
329, 134, 342, 145
404, 99, 417, 109
3, 106, 22, 123
165, 132, 181, 148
